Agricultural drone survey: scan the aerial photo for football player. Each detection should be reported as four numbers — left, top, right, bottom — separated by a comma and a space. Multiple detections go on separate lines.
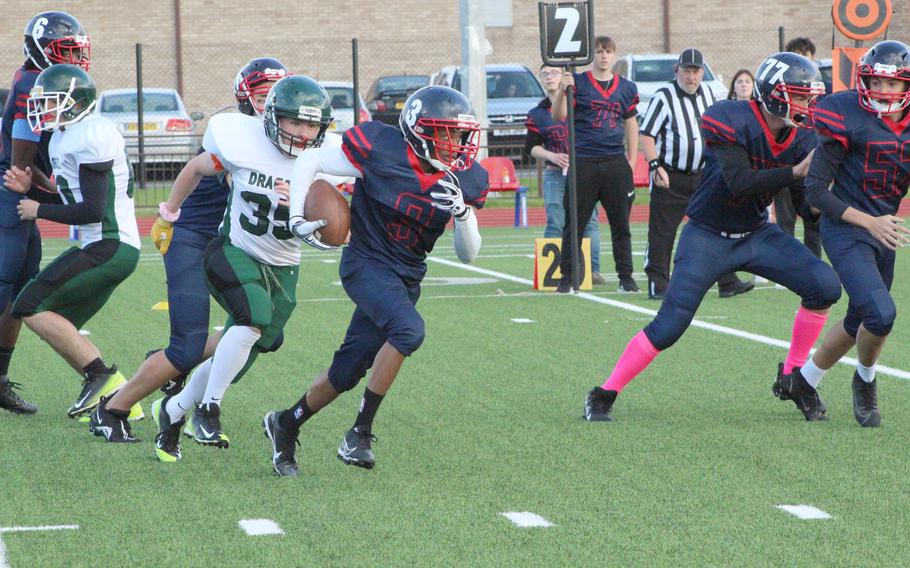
89, 58, 289, 443
581, 53, 843, 422
3, 64, 143, 423
149, 75, 342, 462
262, 85, 487, 477
0, 11, 91, 415
774, 41, 910, 427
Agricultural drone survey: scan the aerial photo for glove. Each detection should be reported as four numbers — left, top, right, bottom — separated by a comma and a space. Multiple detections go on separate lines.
150, 217, 174, 254
430, 173, 468, 219
288, 215, 336, 251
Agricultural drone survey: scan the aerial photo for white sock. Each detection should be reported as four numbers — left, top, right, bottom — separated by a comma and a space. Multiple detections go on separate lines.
201, 325, 261, 406
857, 362, 876, 383
800, 359, 828, 389
166, 358, 212, 422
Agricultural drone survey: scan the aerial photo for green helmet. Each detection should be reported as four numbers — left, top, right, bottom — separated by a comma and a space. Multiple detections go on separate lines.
27, 63, 96, 132
263, 75, 333, 157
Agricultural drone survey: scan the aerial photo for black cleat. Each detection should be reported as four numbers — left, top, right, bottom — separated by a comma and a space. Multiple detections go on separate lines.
152, 397, 185, 461
68, 366, 126, 418
852, 372, 881, 428
192, 403, 229, 448
337, 426, 376, 469
584, 387, 617, 421
555, 276, 574, 294
719, 278, 755, 298
0, 379, 37, 415
772, 365, 827, 421
263, 411, 300, 477
88, 397, 139, 443
618, 276, 640, 293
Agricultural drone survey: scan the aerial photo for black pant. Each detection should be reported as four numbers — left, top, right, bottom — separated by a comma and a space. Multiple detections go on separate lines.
644, 170, 739, 294
560, 156, 634, 280
773, 188, 821, 257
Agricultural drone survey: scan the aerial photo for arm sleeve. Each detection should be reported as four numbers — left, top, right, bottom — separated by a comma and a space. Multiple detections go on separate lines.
289, 144, 361, 221
712, 143, 795, 197
524, 122, 546, 156
37, 161, 113, 225
787, 181, 820, 223
804, 135, 850, 220
453, 207, 481, 263
26, 186, 63, 204
11, 119, 40, 143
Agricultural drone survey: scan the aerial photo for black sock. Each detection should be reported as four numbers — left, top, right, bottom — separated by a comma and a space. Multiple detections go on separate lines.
281, 393, 315, 431
83, 358, 109, 376
354, 388, 384, 431
0, 347, 12, 378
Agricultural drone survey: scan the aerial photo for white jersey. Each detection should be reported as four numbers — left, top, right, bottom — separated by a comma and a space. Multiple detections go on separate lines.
48, 115, 140, 249
203, 113, 345, 266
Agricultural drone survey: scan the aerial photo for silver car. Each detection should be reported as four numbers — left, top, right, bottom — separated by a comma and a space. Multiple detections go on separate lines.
613, 54, 728, 118
95, 88, 202, 165
320, 81, 371, 133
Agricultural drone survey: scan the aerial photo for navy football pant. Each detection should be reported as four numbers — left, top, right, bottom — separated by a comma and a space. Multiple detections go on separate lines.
644, 221, 841, 350
328, 249, 424, 393
821, 218, 896, 337
163, 227, 215, 372
0, 190, 41, 312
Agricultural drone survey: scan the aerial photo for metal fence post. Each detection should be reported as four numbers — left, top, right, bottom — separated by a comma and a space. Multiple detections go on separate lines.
136, 43, 146, 190
352, 38, 360, 126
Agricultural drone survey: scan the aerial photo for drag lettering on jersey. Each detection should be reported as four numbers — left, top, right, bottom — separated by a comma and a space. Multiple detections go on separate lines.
863, 140, 910, 199
246, 171, 287, 190
591, 100, 622, 129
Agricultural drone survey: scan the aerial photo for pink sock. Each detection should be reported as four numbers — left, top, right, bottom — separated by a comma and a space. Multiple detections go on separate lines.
783, 307, 828, 374
601, 331, 661, 393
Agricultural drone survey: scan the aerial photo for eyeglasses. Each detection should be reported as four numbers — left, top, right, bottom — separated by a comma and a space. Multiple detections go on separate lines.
540, 70, 560, 78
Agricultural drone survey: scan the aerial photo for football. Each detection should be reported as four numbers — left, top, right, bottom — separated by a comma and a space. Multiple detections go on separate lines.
304, 179, 351, 246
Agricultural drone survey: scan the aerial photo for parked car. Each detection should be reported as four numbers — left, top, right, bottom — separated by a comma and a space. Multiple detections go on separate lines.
430, 64, 545, 154
321, 81, 370, 132
365, 75, 429, 125
95, 88, 202, 168
613, 54, 728, 117
0, 88, 8, 131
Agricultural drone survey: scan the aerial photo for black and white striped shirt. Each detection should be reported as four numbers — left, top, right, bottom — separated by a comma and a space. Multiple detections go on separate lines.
639, 81, 717, 173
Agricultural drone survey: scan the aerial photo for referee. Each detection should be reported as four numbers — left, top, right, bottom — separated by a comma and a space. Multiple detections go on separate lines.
639, 48, 753, 300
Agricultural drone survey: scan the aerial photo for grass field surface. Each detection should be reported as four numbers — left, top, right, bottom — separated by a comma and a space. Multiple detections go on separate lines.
2, 225, 908, 566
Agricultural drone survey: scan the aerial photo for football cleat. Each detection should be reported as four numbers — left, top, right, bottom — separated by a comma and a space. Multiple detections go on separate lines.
584, 387, 617, 421
68, 366, 126, 417
618, 276, 641, 293
88, 398, 139, 443
152, 397, 185, 462
337, 426, 376, 469
772, 365, 827, 421
263, 411, 300, 478
852, 372, 881, 428
182, 411, 195, 439
0, 379, 37, 415
192, 403, 229, 448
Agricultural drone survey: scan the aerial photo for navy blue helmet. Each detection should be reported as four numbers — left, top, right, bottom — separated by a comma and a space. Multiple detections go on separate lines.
23, 11, 90, 71
856, 40, 910, 115
754, 52, 824, 127
399, 86, 480, 171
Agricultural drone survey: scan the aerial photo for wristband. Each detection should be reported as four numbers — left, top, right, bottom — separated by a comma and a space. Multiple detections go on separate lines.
158, 202, 180, 223
648, 159, 661, 172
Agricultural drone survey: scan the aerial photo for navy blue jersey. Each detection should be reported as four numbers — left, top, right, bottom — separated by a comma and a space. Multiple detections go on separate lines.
0, 66, 52, 180
525, 98, 568, 167
341, 121, 488, 283
174, 147, 229, 237
688, 99, 815, 233
572, 71, 638, 158
814, 90, 910, 217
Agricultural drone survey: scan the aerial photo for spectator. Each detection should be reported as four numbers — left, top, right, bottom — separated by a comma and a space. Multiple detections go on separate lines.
553, 36, 640, 294
772, 36, 822, 257
526, 65, 606, 284
728, 69, 756, 101
640, 48, 753, 300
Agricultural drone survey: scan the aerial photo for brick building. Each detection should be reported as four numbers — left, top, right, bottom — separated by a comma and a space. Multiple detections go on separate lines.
1, 1, 907, 122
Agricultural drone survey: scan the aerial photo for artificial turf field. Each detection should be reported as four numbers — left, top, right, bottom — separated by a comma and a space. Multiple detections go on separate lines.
2, 224, 910, 567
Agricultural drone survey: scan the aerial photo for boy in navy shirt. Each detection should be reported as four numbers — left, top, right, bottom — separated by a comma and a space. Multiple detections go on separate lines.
552, 36, 639, 293
262, 86, 487, 476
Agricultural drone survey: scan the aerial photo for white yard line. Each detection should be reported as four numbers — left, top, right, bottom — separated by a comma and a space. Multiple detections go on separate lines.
501, 512, 554, 528
427, 257, 910, 380
776, 505, 832, 520
238, 519, 284, 536
0, 525, 79, 568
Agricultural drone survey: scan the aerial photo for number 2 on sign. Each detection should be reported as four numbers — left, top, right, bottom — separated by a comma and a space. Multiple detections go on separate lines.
534, 237, 592, 291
